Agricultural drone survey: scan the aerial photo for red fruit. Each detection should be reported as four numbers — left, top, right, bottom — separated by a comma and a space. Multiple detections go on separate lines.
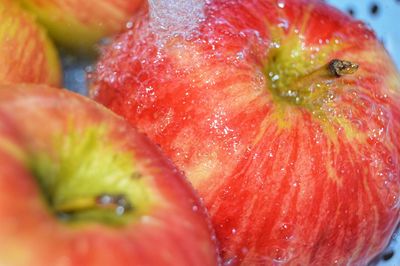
0, 0, 61, 86
0, 84, 219, 266
90, 0, 400, 264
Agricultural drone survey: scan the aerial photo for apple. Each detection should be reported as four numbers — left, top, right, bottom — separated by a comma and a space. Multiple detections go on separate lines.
0, 0, 61, 86
90, 0, 400, 264
17, 0, 143, 55
0, 84, 220, 266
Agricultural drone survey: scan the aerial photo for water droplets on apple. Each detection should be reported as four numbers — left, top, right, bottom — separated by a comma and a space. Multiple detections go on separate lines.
112, 41, 124, 51
223, 256, 238, 266
291, 181, 299, 188
277, 18, 289, 30
252, 69, 266, 89
276, 0, 285, 9
154, 108, 174, 134
148, 0, 205, 42
267, 246, 293, 264
98, 36, 112, 47
115, 206, 125, 216
388, 194, 400, 210
126, 21, 134, 30
277, 223, 295, 242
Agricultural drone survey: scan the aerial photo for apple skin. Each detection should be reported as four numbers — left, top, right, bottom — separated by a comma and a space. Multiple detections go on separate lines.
0, 84, 220, 266
90, 0, 400, 265
17, 0, 143, 55
0, 0, 61, 86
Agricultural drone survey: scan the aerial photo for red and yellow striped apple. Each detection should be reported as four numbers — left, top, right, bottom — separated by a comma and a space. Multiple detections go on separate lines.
17, 0, 143, 55
90, 0, 400, 264
0, 0, 61, 86
0, 84, 219, 266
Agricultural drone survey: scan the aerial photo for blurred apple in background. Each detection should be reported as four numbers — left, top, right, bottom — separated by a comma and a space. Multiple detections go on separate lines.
0, 0, 61, 86
90, 0, 400, 264
17, 0, 143, 55
0, 84, 219, 266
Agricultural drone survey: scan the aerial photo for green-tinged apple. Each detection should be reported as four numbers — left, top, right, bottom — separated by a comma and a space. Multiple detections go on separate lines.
90, 0, 400, 264
17, 0, 143, 55
0, 0, 61, 86
0, 84, 219, 266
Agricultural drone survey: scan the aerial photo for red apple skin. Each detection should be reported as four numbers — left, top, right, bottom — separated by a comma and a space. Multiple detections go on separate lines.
0, 0, 61, 86
17, 0, 143, 54
0, 84, 219, 266
90, 0, 400, 265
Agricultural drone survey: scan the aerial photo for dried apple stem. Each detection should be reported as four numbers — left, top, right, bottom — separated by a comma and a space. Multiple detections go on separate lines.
328, 59, 359, 76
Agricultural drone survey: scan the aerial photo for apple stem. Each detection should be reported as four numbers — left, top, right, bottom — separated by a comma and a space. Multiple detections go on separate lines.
290, 59, 358, 92
328, 59, 359, 77
54, 193, 133, 216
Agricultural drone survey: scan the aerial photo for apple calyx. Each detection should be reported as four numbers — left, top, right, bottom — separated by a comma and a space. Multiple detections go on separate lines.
31, 125, 152, 226
54, 193, 133, 216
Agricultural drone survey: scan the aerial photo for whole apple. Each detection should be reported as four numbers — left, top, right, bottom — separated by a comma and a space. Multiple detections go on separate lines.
90, 0, 400, 264
0, 84, 219, 266
17, 0, 143, 55
0, 0, 61, 86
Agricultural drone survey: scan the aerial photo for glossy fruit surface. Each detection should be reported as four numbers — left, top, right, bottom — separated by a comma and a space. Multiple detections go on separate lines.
18, 0, 143, 54
91, 0, 400, 264
0, 0, 61, 86
0, 84, 219, 266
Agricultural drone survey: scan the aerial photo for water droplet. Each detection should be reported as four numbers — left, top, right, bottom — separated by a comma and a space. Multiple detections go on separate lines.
388, 194, 400, 209
267, 246, 292, 263
277, 18, 289, 29
192, 205, 199, 212
126, 21, 134, 29
271, 74, 280, 81
278, 223, 295, 241
223, 257, 237, 266
277, 0, 285, 9
232, 228, 237, 234
241, 247, 249, 254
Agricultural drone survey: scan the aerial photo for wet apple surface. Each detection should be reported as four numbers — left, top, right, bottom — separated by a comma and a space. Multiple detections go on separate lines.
90, 0, 400, 264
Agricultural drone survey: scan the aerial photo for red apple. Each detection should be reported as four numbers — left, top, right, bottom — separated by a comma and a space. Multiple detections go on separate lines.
17, 0, 143, 55
0, 0, 61, 86
90, 0, 400, 264
0, 84, 219, 266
